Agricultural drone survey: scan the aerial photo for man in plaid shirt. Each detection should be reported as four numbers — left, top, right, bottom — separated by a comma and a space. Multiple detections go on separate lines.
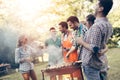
66, 16, 87, 58
76, 0, 113, 80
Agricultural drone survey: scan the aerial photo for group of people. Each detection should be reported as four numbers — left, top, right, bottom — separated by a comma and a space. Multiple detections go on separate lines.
15, 0, 113, 80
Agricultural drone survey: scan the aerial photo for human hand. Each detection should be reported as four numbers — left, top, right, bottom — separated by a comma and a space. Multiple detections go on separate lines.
72, 60, 82, 66
74, 60, 82, 63
25, 57, 32, 62
65, 53, 70, 59
76, 37, 84, 45
98, 50, 105, 56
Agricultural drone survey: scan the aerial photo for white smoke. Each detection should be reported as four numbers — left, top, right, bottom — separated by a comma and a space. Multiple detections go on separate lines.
0, 26, 18, 64
29, 41, 43, 56
45, 45, 64, 66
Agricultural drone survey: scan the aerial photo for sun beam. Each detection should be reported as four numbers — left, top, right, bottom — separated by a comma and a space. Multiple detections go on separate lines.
15, 0, 51, 20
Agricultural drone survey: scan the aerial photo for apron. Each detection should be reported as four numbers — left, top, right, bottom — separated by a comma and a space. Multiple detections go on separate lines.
61, 32, 80, 78
62, 35, 78, 62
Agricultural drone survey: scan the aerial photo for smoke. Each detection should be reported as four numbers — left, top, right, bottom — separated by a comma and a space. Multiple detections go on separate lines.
29, 40, 43, 57
45, 45, 64, 66
0, 24, 63, 68
0, 24, 45, 66
0, 26, 18, 65
0, 26, 42, 67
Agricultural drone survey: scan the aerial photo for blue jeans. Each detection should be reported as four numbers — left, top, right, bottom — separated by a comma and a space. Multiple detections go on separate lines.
83, 66, 101, 80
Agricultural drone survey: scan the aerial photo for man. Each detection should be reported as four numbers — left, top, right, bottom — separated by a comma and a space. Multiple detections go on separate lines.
86, 14, 96, 29
59, 21, 79, 62
59, 21, 82, 80
67, 16, 87, 37
76, 0, 113, 80
45, 27, 62, 66
66, 16, 87, 59
86, 14, 109, 80
45, 27, 62, 80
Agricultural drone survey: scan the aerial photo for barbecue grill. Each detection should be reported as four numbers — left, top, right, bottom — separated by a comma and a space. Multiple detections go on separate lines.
41, 61, 84, 80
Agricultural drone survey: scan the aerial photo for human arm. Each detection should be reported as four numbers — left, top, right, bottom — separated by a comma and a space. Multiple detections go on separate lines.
15, 47, 33, 63
15, 48, 25, 63
99, 44, 108, 56
76, 25, 102, 52
76, 37, 91, 51
65, 46, 76, 58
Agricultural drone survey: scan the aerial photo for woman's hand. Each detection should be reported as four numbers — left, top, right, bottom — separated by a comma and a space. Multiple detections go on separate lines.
25, 57, 33, 62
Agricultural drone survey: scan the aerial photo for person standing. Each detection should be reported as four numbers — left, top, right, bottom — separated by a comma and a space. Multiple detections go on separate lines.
15, 35, 37, 80
45, 27, 62, 80
86, 14, 109, 80
66, 16, 87, 60
45, 27, 62, 66
59, 21, 82, 80
85, 14, 96, 29
76, 0, 113, 80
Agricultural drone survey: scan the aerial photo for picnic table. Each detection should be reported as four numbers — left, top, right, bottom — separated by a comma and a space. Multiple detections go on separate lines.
0, 64, 10, 74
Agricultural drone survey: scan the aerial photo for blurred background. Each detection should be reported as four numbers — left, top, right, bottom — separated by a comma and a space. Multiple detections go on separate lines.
0, 0, 120, 79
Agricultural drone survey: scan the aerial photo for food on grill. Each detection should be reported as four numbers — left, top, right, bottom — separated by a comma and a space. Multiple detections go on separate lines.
41, 61, 83, 80
42, 61, 82, 71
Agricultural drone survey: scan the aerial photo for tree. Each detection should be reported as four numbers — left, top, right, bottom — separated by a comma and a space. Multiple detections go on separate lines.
38, 0, 95, 26
108, 27, 120, 48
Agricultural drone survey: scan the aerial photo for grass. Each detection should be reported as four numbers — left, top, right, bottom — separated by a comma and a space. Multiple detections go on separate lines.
107, 48, 120, 80
0, 48, 120, 80
0, 62, 48, 80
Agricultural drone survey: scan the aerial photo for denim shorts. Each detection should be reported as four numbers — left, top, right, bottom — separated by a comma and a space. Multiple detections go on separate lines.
19, 69, 33, 74
83, 66, 101, 80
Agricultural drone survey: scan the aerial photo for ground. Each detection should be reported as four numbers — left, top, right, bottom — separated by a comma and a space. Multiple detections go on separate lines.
0, 48, 120, 80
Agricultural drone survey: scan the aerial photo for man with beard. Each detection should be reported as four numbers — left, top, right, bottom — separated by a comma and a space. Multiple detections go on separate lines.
76, 0, 113, 80
85, 14, 109, 80
59, 21, 82, 80
66, 16, 87, 60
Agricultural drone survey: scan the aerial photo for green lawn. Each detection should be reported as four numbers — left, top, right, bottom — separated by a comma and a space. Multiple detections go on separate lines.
107, 48, 120, 80
0, 48, 120, 80
0, 62, 47, 80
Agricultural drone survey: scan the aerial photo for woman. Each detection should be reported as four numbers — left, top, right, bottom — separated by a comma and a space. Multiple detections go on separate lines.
15, 35, 37, 80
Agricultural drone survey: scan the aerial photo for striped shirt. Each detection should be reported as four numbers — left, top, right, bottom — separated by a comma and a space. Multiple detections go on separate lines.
81, 17, 112, 67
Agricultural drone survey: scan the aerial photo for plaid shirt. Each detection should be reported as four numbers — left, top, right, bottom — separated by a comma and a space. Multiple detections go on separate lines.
15, 45, 34, 72
72, 23, 87, 48
81, 17, 112, 67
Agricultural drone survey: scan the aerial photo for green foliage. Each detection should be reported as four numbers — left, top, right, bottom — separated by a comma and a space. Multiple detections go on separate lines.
107, 27, 120, 48
45, 0, 94, 24
0, 0, 120, 70
108, 2, 120, 28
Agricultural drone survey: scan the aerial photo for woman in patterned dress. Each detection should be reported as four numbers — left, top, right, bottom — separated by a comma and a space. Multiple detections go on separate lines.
15, 35, 37, 80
